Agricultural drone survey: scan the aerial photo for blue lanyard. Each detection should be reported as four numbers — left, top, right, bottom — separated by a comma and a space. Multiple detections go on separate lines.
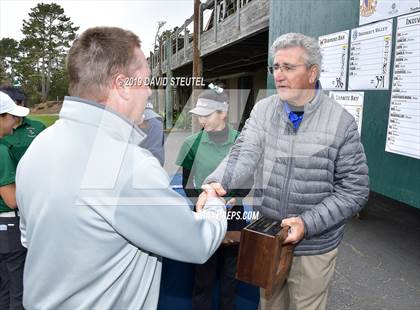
283, 84, 320, 129
284, 102, 304, 129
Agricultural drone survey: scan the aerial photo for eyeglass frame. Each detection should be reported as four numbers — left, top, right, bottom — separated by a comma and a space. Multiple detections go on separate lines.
267, 63, 312, 75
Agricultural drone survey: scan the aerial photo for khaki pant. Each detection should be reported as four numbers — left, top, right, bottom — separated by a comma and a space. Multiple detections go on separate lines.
259, 248, 338, 310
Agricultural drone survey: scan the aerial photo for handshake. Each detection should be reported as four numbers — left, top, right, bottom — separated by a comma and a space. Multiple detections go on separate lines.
196, 182, 233, 212
197, 183, 305, 245
196, 182, 240, 245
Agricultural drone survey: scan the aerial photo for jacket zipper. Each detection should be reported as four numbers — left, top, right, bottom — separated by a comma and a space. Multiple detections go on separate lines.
279, 125, 296, 218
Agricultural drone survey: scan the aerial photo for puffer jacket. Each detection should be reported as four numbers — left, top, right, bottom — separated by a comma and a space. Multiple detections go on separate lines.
205, 89, 369, 256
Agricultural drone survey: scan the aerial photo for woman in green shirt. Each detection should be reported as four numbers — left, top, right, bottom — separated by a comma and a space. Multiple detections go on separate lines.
176, 86, 248, 310
0, 91, 29, 310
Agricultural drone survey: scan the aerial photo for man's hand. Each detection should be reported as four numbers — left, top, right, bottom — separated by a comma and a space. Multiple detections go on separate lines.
281, 217, 305, 244
195, 183, 226, 212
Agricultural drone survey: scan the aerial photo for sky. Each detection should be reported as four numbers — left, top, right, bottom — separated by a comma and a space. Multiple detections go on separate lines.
0, 0, 196, 55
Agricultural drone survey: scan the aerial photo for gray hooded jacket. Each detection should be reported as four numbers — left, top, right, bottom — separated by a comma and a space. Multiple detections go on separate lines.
205, 90, 369, 256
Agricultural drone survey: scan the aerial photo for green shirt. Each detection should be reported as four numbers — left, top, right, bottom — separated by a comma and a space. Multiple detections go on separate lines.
176, 127, 239, 190
2, 117, 46, 163
0, 143, 16, 213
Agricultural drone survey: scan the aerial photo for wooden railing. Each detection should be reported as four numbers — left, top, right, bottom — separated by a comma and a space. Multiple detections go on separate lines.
150, 0, 268, 76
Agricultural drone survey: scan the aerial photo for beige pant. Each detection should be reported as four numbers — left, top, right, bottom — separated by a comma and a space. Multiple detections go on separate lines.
259, 248, 338, 310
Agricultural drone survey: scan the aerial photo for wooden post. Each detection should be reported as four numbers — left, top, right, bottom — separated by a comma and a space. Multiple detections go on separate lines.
199, 3, 203, 50
157, 39, 165, 115
165, 34, 173, 129
213, 0, 217, 42
192, 0, 203, 133
184, 21, 187, 59
222, 0, 226, 19
236, 0, 241, 30
175, 29, 179, 66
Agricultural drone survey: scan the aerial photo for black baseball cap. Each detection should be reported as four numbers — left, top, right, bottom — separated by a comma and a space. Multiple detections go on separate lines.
0, 86, 26, 103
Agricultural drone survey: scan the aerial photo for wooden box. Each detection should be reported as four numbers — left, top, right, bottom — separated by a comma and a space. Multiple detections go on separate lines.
236, 217, 294, 298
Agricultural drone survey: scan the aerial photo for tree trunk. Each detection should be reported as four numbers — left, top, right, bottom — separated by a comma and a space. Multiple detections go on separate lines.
41, 61, 47, 102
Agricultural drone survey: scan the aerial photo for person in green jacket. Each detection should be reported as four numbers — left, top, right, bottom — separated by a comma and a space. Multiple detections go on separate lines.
176, 85, 248, 310
0, 91, 30, 310
0, 86, 46, 163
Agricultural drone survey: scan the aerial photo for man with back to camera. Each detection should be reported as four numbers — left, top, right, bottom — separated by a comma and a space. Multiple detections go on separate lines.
0, 91, 30, 310
15, 27, 227, 310
197, 33, 369, 310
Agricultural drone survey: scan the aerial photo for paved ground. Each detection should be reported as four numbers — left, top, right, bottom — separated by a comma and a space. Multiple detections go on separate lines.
163, 130, 420, 310
328, 194, 420, 310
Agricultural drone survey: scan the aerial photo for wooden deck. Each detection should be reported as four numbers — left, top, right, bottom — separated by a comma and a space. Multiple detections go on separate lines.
151, 0, 269, 75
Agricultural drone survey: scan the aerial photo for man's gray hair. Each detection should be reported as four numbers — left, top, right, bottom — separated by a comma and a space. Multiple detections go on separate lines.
270, 33, 322, 79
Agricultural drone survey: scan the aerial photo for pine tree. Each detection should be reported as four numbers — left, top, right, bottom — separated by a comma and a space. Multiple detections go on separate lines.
19, 3, 79, 102
0, 38, 19, 83
0, 62, 10, 85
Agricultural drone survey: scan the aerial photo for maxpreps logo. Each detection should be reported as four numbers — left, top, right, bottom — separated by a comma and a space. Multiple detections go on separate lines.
360, 0, 377, 17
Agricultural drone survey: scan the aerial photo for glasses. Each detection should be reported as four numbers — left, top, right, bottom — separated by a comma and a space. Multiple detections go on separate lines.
267, 63, 309, 75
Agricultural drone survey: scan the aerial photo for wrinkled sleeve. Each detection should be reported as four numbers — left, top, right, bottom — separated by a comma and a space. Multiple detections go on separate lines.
300, 119, 369, 238
204, 102, 265, 191
111, 157, 227, 264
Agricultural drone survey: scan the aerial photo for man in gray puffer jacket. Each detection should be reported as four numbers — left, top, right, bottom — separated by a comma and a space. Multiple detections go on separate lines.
198, 33, 369, 310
